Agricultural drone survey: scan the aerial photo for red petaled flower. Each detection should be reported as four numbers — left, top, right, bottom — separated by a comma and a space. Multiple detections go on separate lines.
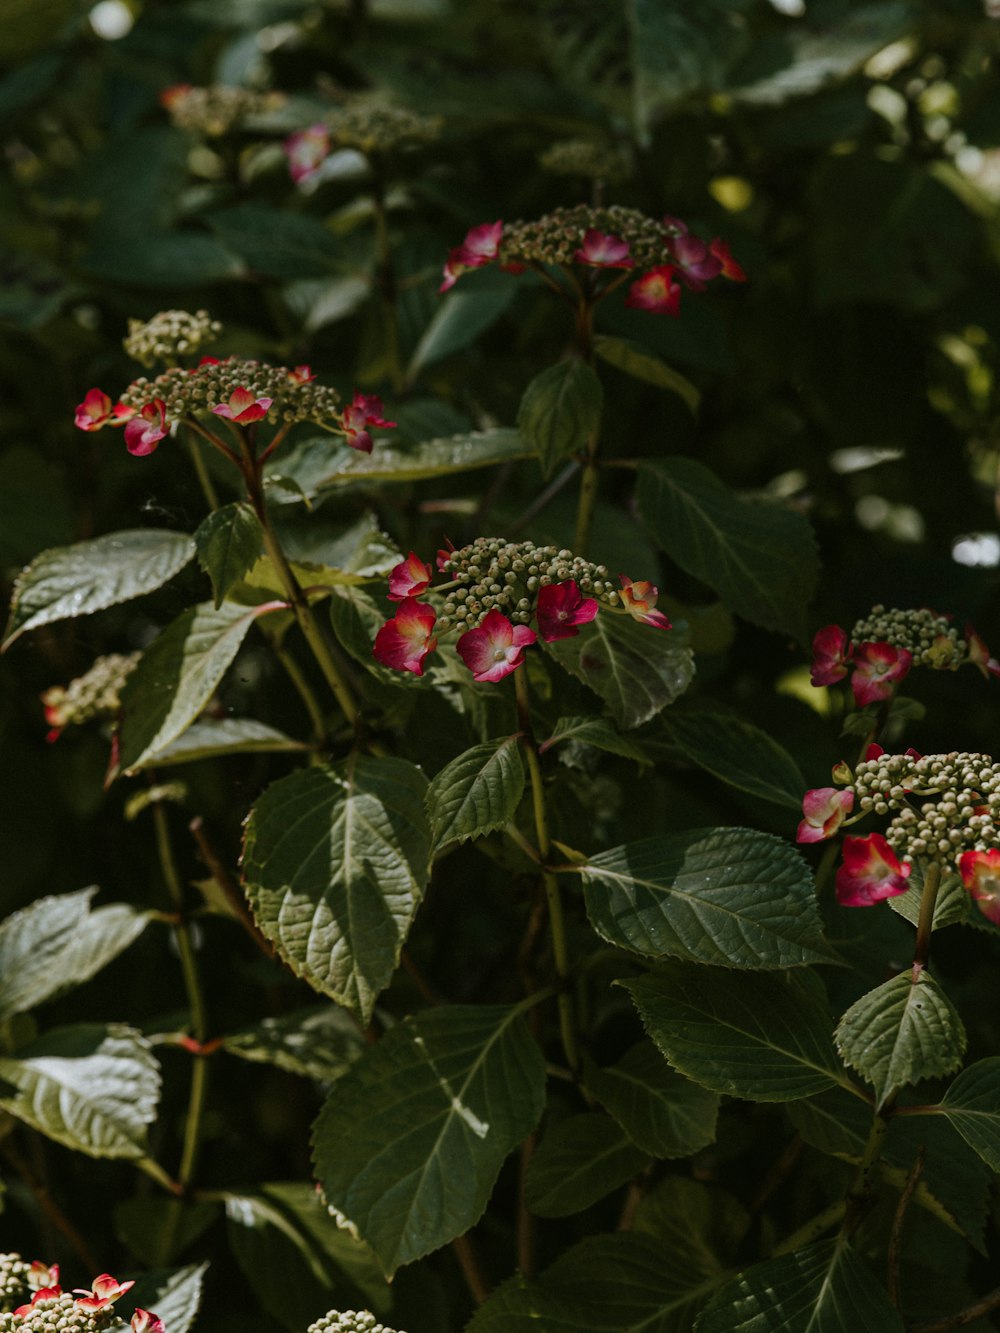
456, 609, 536, 682
439, 220, 503, 292
536, 580, 598, 642
341, 392, 396, 453
28, 1262, 59, 1291
618, 575, 671, 629
288, 364, 315, 384
284, 124, 330, 184
796, 787, 854, 844
123, 399, 170, 457
709, 237, 747, 281
131, 1311, 166, 1333
810, 624, 853, 686
436, 540, 455, 572
373, 600, 438, 675
573, 229, 634, 269
211, 387, 273, 423
73, 1275, 135, 1312
625, 265, 681, 316
835, 832, 911, 907
966, 624, 1000, 680
851, 642, 912, 707
15, 1286, 62, 1315
959, 849, 1000, 926
667, 233, 723, 290
74, 389, 135, 432
387, 552, 432, 602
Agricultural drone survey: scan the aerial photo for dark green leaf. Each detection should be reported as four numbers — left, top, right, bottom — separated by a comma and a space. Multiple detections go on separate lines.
114, 1199, 217, 1269
593, 335, 700, 413
127, 717, 307, 769
661, 705, 806, 810
408, 284, 518, 379
584, 1042, 719, 1158
222, 1005, 365, 1082
194, 503, 264, 608
525, 1113, 650, 1217
517, 358, 603, 478
540, 716, 652, 764
125, 1264, 208, 1333
207, 205, 343, 278
939, 1058, 1000, 1173
426, 736, 525, 852
81, 232, 246, 287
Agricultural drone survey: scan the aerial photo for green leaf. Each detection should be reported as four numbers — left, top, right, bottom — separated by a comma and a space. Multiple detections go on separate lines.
834, 970, 966, 1108
0, 889, 149, 1021
312, 1003, 546, 1276
694, 1239, 904, 1332
525, 1113, 650, 1218
888, 864, 973, 932
636, 458, 819, 639
127, 717, 307, 769
242, 757, 430, 1024
222, 1004, 365, 1082
634, 1175, 748, 1265
194, 503, 264, 608
115, 600, 281, 774
0, 1024, 160, 1159
544, 613, 694, 730
622, 963, 846, 1102
426, 736, 525, 852
939, 1058, 1000, 1173
207, 205, 343, 278
125, 1264, 208, 1333
81, 231, 246, 287
517, 358, 603, 478
581, 827, 833, 968
593, 335, 700, 413
583, 1042, 719, 1159
3, 529, 195, 648
660, 705, 806, 810
540, 716, 652, 764
114, 1199, 217, 1269
407, 283, 518, 379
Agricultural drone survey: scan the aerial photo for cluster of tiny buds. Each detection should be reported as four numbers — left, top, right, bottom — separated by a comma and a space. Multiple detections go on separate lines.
159, 83, 285, 136
499, 204, 681, 270
436, 536, 619, 633
307, 1313, 404, 1333
851, 751, 1000, 863
118, 358, 341, 426
0, 1257, 34, 1307
324, 98, 442, 155
41, 652, 140, 740
0, 1293, 118, 1332
850, 605, 967, 670
122, 310, 222, 368
537, 138, 632, 183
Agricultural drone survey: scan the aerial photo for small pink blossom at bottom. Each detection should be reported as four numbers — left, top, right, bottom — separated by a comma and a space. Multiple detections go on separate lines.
835, 832, 911, 907
810, 624, 852, 686
709, 237, 747, 281
574, 229, 633, 268
618, 575, 671, 629
959, 849, 1000, 925
966, 624, 1000, 680
74, 389, 135, 432
796, 787, 854, 844
285, 124, 330, 184
373, 600, 438, 675
341, 392, 396, 454
457, 609, 536, 683
212, 387, 273, 423
536, 580, 598, 641
851, 642, 913, 706
132, 1311, 166, 1333
124, 399, 169, 456
625, 266, 681, 316
388, 551, 432, 602
288, 364, 315, 385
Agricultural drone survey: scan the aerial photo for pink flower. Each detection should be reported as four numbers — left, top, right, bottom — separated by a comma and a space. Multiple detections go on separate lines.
373, 600, 438, 675
341, 392, 396, 453
123, 399, 169, 457
618, 575, 671, 629
966, 624, 1000, 680
625, 266, 681, 316
212, 387, 273, 423
74, 389, 135, 432
850, 642, 912, 706
74, 1275, 135, 1312
709, 237, 747, 282
536, 580, 598, 641
667, 233, 723, 289
574, 229, 633, 269
28, 1263, 59, 1291
284, 124, 330, 184
132, 1312, 166, 1333
810, 624, 853, 686
288, 364, 315, 385
835, 832, 911, 907
959, 849, 1000, 925
387, 552, 432, 602
439, 220, 503, 291
436, 541, 455, 572
15, 1286, 62, 1315
457, 609, 536, 683
796, 787, 854, 844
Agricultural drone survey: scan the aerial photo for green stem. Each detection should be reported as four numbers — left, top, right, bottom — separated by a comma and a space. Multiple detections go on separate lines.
772, 1200, 847, 1256
571, 301, 600, 557
185, 431, 221, 510
370, 162, 404, 394
257, 619, 329, 748
843, 1108, 890, 1237
913, 859, 943, 970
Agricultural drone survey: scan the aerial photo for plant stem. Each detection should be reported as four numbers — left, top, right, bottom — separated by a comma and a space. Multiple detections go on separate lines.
370, 160, 404, 394
887, 1147, 923, 1307
772, 1199, 846, 1255
909, 1285, 1000, 1332
573, 444, 601, 557
185, 431, 221, 510
452, 1232, 491, 1304
257, 618, 330, 748
1, 1137, 101, 1271
844, 1108, 890, 1236
517, 1131, 538, 1275
913, 860, 942, 970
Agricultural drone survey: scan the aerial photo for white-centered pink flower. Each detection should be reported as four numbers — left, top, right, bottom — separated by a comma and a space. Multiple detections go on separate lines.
439, 220, 503, 291
373, 600, 438, 675
211, 387, 273, 424
796, 787, 854, 844
810, 624, 853, 686
835, 832, 911, 907
851, 642, 912, 706
123, 399, 169, 456
959, 849, 1000, 926
574, 229, 633, 269
284, 124, 330, 184
341, 392, 396, 453
618, 575, 671, 629
387, 552, 432, 602
74, 388, 135, 432
288, 364, 315, 385
457, 609, 536, 682
625, 265, 681, 316
536, 580, 598, 642
74, 1274, 135, 1313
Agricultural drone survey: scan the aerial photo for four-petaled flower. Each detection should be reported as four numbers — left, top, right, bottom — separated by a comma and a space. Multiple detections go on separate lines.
573, 229, 633, 269
373, 600, 438, 675
536, 580, 598, 641
457, 609, 536, 682
796, 787, 854, 844
835, 832, 911, 907
388, 551, 432, 602
810, 625, 853, 686
341, 392, 396, 453
74, 1274, 135, 1312
15, 1286, 62, 1316
74, 388, 135, 432
966, 624, 1000, 680
439, 220, 503, 291
132, 1311, 166, 1333
212, 387, 273, 424
851, 642, 912, 707
959, 849, 1000, 925
667, 233, 724, 290
618, 575, 671, 629
284, 124, 330, 184
625, 265, 681, 316
288, 364, 315, 384
124, 399, 170, 457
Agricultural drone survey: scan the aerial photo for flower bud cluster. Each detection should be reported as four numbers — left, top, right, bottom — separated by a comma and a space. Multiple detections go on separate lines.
123, 309, 222, 368
118, 357, 341, 427
41, 652, 140, 737
325, 98, 442, 155
538, 138, 631, 182
0, 1294, 122, 1332
436, 536, 620, 634
0, 1257, 31, 1309
307, 1313, 404, 1333
160, 83, 284, 136
850, 605, 966, 671
499, 204, 678, 271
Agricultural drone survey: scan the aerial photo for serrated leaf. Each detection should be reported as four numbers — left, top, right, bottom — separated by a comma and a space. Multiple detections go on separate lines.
115, 600, 281, 774
517, 358, 603, 478
584, 1042, 719, 1159
426, 736, 525, 851
194, 502, 264, 608
593, 335, 700, 413
125, 1264, 208, 1333
127, 717, 307, 769
661, 706, 806, 810
544, 613, 694, 730
694, 1238, 903, 1332
525, 1113, 650, 1218
0, 889, 149, 1021
939, 1058, 1000, 1173
223, 1004, 365, 1082
312, 1003, 546, 1276
637, 458, 818, 639
834, 970, 966, 1108
622, 963, 847, 1102
581, 827, 833, 968
540, 716, 652, 763
888, 864, 973, 931
242, 757, 430, 1024
3, 529, 195, 647
0, 1024, 160, 1158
